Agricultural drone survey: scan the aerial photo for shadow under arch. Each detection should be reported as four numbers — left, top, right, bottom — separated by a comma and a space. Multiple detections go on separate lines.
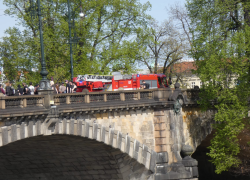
0, 120, 157, 180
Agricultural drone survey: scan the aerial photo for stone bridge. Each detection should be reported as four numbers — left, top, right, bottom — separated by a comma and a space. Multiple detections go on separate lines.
0, 85, 210, 180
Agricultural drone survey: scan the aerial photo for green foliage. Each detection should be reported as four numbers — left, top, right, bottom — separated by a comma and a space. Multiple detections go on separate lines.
247, 141, 250, 147
187, 0, 250, 174
0, 27, 39, 82
1, 0, 151, 83
207, 90, 247, 173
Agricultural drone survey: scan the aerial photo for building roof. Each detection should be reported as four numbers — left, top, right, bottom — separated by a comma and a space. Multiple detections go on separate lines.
169, 61, 196, 74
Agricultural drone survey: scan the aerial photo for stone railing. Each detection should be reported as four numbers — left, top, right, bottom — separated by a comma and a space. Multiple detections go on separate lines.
182, 89, 200, 102
53, 89, 154, 105
0, 87, 199, 110
0, 89, 159, 109
0, 87, 200, 110
0, 95, 44, 109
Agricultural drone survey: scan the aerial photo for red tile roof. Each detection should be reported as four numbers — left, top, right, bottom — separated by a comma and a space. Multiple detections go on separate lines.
159, 61, 196, 74
172, 61, 196, 73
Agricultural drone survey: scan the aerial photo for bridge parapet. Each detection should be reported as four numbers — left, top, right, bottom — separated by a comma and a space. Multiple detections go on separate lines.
0, 95, 44, 109
185, 89, 200, 101
0, 88, 198, 111
53, 89, 154, 105
0, 89, 161, 110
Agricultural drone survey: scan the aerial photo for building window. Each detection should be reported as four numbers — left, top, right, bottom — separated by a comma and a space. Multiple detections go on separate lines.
191, 82, 195, 88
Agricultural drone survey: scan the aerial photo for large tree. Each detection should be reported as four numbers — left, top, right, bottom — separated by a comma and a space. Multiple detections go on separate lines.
136, 19, 188, 75
1, 0, 151, 82
0, 27, 41, 83
187, 0, 250, 174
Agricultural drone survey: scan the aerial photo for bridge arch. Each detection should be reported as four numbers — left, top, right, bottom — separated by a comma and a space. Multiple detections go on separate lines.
0, 119, 157, 179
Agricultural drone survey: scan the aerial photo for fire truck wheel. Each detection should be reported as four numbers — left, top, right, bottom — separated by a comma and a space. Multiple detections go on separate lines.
82, 89, 89, 93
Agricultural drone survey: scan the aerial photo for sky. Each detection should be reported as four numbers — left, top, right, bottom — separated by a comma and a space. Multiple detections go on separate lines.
0, 0, 187, 38
140, 0, 186, 22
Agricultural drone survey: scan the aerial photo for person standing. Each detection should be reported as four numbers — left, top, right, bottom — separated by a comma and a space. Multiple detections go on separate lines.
69, 81, 73, 93
18, 84, 23, 95
72, 82, 77, 93
59, 82, 66, 93
55, 83, 59, 93
65, 80, 71, 93
23, 83, 28, 95
142, 80, 149, 89
28, 82, 35, 95
15, 84, 23, 96
6, 82, 15, 96
50, 81, 58, 94
0, 84, 6, 95
34, 84, 39, 95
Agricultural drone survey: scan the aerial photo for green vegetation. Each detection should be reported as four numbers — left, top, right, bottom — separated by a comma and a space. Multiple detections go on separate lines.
247, 141, 250, 147
187, 0, 250, 174
0, 0, 152, 83
3, 0, 249, 175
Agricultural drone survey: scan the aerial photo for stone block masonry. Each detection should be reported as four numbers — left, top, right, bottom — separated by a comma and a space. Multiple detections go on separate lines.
182, 107, 216, 151
154, 109, 167, 153
94, 109, 155, 150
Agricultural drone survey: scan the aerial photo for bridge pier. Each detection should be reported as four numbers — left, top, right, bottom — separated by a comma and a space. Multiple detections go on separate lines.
153, 107, 198, 180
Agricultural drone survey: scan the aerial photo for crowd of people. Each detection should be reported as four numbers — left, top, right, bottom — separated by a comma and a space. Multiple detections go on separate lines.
0, 80, 77, 96
0, 79, 158, 96
51, 80, 77, 94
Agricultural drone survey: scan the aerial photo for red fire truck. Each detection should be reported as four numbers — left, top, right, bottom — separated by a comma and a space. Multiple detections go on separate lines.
73, 73, 169, 92
73, 75, 113, 92
112, 74, 168, 91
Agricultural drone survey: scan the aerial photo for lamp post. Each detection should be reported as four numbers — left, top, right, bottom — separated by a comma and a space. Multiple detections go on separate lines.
67, 0, 84, 82
37, 0, 50, 90
28, 0, 51, 90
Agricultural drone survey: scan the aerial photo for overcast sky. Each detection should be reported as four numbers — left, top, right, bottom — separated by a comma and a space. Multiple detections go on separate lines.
0, 0, 186, 38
